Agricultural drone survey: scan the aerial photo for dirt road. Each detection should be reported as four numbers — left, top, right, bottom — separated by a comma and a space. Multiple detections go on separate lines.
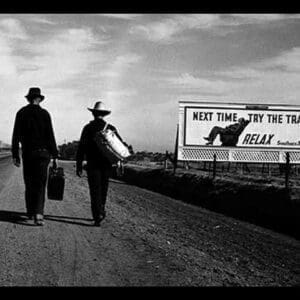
0, 157, 299, 286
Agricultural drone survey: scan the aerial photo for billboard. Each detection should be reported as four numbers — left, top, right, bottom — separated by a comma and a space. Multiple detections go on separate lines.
178, 101, 300, 163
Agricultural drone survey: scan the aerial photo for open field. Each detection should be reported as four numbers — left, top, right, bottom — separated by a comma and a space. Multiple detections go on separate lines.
113, 162, 300, 239
0, 152, 11, 159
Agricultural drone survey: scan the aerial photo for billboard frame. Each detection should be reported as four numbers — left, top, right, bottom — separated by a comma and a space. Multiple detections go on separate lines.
178, 101, 300, 164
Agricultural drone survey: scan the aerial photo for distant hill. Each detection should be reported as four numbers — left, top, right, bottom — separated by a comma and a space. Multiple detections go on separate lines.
58, 141, 79, 160
127, 151, 167, 162
0, 140, 11, 150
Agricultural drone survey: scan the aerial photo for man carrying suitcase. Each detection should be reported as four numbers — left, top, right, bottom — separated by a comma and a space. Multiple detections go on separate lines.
76, 101, 129, 226
12, 87, 58, 226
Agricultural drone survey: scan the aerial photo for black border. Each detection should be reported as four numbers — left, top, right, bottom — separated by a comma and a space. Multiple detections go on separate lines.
0, 1, 299, 13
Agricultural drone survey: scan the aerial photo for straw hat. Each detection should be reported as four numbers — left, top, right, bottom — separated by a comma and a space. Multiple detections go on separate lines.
88, 101, 111, 116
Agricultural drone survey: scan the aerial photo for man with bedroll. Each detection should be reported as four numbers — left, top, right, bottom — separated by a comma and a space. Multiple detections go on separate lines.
76, 101, 132, 226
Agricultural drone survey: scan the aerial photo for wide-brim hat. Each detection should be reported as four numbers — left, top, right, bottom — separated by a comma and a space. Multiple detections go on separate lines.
25, 87, 45, 101
88, 101, 111, 116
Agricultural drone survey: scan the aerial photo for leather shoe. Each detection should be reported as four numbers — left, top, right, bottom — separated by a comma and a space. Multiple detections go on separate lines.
34, 214, 45, 226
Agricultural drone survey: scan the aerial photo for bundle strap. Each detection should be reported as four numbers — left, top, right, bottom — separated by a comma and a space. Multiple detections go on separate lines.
102, 122, 109, 132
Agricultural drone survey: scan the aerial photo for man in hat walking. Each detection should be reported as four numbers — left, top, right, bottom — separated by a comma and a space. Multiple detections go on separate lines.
12, 87, 58, 226
76, 101, 130, 226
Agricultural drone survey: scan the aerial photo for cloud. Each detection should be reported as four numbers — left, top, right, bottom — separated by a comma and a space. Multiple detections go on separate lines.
103, 89, 137, 103
93, 53, 142, 86
219, 47, 300, 78
166, 47, 300, 103
0, 18, 28, 77
263, 47, 300, 72
100, 53, 141, 110
228, 14, 300, 26
167, 73, 232, 95
16, 27, 107, 88
0, 18, 28, 40
0, 35, 17, 76
130, 14, 222, 43
129, 14, 300, 43
100, 53, 141, 78
28, 16, 56, 25
112, 53, 141, 68
99, 14, 142, 20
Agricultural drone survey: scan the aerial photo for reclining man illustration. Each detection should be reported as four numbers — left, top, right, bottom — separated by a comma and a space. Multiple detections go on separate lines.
12, 87, 58, 226
204, 117, 250, 147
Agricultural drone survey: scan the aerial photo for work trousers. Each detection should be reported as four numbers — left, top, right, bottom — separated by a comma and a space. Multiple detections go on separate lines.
86, 164, 111, 221
22, 155, 50, 215
207, 126, 226, 142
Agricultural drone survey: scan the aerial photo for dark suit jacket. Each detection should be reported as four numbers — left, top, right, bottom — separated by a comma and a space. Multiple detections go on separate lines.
221, 120, 250, 146
224, 120, 250, 135
12, 104, 58, 162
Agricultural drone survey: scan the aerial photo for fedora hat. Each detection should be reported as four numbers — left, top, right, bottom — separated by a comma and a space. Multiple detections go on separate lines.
25, 87, 45, 101
88, 101, 111, 116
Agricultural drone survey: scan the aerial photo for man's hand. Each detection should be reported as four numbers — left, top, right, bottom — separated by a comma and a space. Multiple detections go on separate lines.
76, 167, 83, 178
128, 145, 134, 155
13, 158, 20, 168
116, 161, 124, 177
52, 158, 58, 169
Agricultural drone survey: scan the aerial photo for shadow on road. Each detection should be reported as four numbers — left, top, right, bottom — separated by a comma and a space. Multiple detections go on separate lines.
109, 178, 128, 185
0, 210, 94, 227
0, 210, 36, 226
44, 214, 94, 227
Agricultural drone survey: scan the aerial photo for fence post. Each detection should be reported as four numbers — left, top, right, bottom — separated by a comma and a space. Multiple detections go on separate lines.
173, 124, 179, 174
285, 152, 290, 192
262, 163, 265, 175
213, 154, 217, 179
241, 163, 244, 175
164, 150, 168, 169
268, 163, 272, 177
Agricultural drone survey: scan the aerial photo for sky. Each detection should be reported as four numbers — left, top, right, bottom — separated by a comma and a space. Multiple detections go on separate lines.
0, 13, 299, 152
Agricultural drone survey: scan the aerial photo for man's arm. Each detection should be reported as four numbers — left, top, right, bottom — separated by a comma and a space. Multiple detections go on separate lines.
11, 111, 21, 166
76, 126, 88, 177
45, 112, 59, 159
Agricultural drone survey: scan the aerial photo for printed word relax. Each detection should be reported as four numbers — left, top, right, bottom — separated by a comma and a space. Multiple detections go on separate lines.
242, 134, 274, 145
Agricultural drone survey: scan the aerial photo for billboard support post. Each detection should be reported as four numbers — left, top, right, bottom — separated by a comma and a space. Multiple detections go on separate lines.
164, 151, 169, 170
212, 154, 217, 179
173, 124, 179, 174
285, 152, 290, 193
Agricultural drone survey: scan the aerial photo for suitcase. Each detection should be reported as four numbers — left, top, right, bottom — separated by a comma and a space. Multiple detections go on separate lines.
47, 166, 65, 200
94, 123, 131, 164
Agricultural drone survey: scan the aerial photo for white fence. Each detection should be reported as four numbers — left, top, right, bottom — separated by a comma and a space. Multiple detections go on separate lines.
178, 146, 300, 164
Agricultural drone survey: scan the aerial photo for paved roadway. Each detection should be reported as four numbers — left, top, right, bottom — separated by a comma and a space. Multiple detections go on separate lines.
0, 157, 299, 286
